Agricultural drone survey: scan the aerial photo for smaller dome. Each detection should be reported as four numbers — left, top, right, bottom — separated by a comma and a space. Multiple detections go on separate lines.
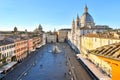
38, 24, 42, 29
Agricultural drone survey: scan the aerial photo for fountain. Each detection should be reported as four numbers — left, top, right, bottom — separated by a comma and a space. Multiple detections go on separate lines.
52, 43, 60, 53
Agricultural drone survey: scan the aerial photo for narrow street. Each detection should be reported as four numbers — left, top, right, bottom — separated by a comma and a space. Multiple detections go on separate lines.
3, 43, 92, 80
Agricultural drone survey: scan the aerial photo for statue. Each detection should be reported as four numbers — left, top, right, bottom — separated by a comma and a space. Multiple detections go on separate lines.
52, 42, 59, 53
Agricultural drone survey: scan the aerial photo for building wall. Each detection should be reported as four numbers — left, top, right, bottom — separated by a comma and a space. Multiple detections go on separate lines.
0, 43, 15, 63
114, 33, 119, 38
87, 54, 111, 76
81, 36, 120, 79
42, 33, 46, 44
33, 37, 41, 49
81, 36, 120, 51
68, 31, 72, 41
58, 30, 67, 42
28, 38, 34, 53
46, 35, 56, 43
15, 40, 28, 61
0, 35, 6, 40
98, 56, 120, 80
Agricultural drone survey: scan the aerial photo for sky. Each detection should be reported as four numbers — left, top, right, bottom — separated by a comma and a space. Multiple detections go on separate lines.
0, 0, 120, 32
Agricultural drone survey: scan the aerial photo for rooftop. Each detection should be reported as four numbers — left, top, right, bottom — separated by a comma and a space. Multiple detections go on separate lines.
84, 32, 119, 39
58, 28, 71, 31
89, 42, 120, 61
0, 40, 14, 46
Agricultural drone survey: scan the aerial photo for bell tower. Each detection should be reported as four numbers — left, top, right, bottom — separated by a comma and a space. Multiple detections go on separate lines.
72, 19, 75, 33
75, 14, 80, 29
84, 5, 88, 13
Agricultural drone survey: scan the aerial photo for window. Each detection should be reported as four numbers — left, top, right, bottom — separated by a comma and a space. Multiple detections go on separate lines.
2, 47, 4, 51
7, 52, 9, 57
5, 47, 6, 50
7, 46, 9, 49
4, 53, 6, 57
2, 55, 4, 58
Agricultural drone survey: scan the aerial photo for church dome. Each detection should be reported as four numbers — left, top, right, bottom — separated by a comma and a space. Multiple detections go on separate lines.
81, 12, 94, 23
80, 6, 94, 27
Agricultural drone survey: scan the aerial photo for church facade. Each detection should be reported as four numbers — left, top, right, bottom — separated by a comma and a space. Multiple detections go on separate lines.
68, 5, 111, 52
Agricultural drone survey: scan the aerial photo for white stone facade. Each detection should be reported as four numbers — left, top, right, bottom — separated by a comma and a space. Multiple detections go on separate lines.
46, 34, 56, 43
68, 6, 111, 52
0, 42, 15, 63
58, 29, 70, 42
